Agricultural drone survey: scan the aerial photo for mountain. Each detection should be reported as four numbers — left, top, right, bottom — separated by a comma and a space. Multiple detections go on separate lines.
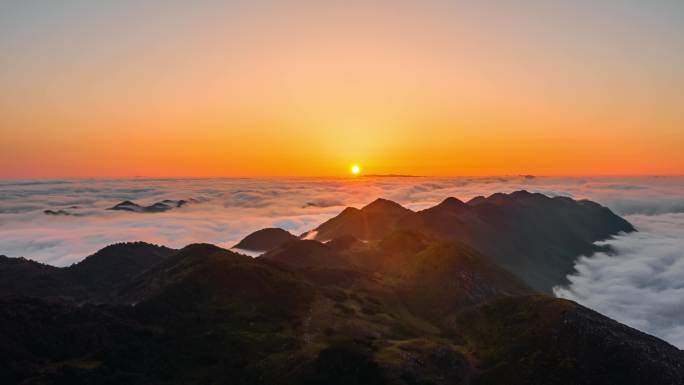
326, 234, 365, 252
455, 295, 684, 385
0, 242, 175, 303
306, 198, 413, 241
0, 255, 77, 299
300, 191, 632, 292
384, 241, 534, 321
233, 227, 299, 251
43, 209, 75, 216
396, 191, 635, 292
108, 199, 188, 213
2, 194, 675, 385
67, 242, 175, 301
2, 241, 683, 385
115, 243, 285, 304
259, 239, 350, 269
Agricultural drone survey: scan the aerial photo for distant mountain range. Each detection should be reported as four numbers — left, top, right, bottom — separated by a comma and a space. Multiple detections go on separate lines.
245, 191, 634, 292
40, 199, 196, 216
108, 199, 191, 213
2, 191, 679, 385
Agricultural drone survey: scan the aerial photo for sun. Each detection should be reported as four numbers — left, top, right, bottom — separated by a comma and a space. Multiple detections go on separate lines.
351, 164, 361, 175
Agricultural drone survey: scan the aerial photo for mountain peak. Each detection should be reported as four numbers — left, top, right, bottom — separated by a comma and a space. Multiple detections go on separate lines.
67, 242, 175, 292
437, 196, 467, 207
361, 198, 408, 212
233, 228, 298, 251
486, 190, 546, 203
339, 206, 360, 215
72, 242, 173, 269
466, 195, 487, 205
510, 189, 532, 196
509, 190, 548, 201
177, 243, 229, 255
310, 198, 413, 241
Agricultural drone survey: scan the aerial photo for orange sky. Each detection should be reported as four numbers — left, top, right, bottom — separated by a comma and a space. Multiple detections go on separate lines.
1, 1, 683, 177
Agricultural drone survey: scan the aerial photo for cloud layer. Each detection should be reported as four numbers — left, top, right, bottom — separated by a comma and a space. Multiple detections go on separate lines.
555, 213, 684, 348
1, 176, 684, 348
1, 176, 683, 266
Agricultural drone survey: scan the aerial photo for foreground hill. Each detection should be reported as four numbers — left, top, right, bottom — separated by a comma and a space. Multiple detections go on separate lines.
0, 242, 175, 302
1, 241, 683, 385
455, 295, 684, 385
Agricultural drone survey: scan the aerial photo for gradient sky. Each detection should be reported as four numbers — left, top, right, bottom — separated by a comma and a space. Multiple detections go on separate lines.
1, 0, 683, 177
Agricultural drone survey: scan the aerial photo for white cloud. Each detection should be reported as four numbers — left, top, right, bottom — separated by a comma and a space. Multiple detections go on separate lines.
555, 213, 684, 348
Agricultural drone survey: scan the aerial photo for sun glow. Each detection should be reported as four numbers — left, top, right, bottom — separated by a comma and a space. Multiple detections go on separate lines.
351, 165, 361, 175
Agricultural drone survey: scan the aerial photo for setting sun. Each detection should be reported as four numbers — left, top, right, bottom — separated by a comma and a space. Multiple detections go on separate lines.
351, 165, 361, 175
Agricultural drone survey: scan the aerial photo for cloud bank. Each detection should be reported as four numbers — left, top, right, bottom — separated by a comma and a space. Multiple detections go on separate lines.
1, 176, 683, 265
1, 176, 684, 348
555, 213, 684, 348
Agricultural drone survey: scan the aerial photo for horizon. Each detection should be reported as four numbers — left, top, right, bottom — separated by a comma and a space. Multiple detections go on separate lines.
2, 173, 684, 180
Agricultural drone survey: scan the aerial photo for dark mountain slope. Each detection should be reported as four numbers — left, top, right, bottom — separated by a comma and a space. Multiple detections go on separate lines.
0, 242, 175, 303
0, 245, 319, 385
67, 242, 175, 301
302, 192, 632, 292
234, 227, 299, 251
1, 239, 683, 385
326, 235, 364, 252
396, 191, 634, 292
259, 239, 350, 269
0, 243, 443, 385
0, 296, 152, 385
456, 295, 684, 385
0, 256, 77, 299
116, 243, 261, 303
307, 198, 413, 241
387, 242, 534, 321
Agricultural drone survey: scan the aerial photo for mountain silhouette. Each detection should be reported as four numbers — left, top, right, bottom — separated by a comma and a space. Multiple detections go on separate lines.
396, 191, 634, 291
305, 198, 413, 241
108, 199, 189, 213
2, 193, 679, 385
295, 191, 633, 292
234, 227, 299, 251
0, 242, 174, 302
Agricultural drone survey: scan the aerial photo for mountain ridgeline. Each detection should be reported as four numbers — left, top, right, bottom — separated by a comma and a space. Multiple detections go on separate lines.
2, 191, 678, 385
295, 191, 634, 292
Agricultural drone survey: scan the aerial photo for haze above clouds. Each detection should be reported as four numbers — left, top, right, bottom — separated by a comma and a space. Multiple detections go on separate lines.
1, 176, 684, 347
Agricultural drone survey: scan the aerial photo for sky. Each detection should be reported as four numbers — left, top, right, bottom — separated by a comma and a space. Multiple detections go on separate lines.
1, 1, 683, 177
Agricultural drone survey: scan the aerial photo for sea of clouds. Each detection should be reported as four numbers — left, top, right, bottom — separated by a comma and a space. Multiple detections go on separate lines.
1, 175, 684, 347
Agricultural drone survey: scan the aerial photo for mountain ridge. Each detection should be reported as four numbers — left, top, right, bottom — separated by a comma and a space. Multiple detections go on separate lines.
1, 193, 672, 385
